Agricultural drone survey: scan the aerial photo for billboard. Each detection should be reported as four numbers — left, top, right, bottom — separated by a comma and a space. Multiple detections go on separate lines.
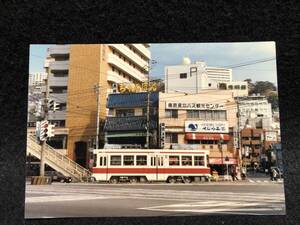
185, 121, 229, 133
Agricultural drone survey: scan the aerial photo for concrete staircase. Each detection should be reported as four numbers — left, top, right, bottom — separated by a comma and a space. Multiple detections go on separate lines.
27, 135, 92, 182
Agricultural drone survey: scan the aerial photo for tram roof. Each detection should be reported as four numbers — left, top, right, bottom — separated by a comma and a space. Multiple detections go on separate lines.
93, 149, 210, 153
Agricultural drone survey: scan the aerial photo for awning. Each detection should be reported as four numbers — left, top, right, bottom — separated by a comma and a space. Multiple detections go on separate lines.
185, 133, 230, 141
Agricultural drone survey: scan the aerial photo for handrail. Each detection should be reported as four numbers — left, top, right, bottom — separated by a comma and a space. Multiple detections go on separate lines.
27, 135, 91, 180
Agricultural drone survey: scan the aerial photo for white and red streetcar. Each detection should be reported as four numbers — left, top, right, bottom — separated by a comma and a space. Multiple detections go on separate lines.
90, 149, 211, 183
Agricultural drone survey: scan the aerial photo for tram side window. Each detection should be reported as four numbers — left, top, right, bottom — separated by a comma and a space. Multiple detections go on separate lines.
123, 155, 134, 166
194, 156, 205, 166
110, 155, 121, 166
136, 155, 147, 165
99, 157, 107, 166
169, 156, 180, 166
151, 157, 155, 166
182, 156, 192, 166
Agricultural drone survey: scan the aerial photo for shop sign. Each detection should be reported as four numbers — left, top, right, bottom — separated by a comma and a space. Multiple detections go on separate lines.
166, 102, 225, 110
185, 121, 229, 133
118, 82, 157, 93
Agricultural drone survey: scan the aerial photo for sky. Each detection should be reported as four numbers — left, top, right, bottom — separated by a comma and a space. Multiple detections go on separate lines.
29, 42, 277, 85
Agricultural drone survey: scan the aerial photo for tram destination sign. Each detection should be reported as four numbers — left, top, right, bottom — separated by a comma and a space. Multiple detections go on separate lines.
166, 102, 225, 110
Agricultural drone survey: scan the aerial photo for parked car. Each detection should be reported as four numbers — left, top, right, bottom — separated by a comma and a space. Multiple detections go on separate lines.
45, 171, 72, 183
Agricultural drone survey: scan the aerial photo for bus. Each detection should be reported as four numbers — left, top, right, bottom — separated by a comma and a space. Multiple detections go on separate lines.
90, 149, 211, 183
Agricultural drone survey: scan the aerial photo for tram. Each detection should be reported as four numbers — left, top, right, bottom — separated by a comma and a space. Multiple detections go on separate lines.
90, 149, 211, 183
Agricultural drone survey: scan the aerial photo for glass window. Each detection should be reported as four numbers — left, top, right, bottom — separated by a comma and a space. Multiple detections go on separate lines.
241, 85, 246, 90
234, 85, 240, 89
166, 133, 178, 143
181, 156, 192, 166
228, 85, 233, 90
110, 155, 121, 166
187, 110, 199, 118
180, 73, 187, 79
136, 155, 147, 166
151, 157, 155, 166
165, 109, 178, 118
194, 156, 205, 166
123, 155, 134, 166
116, 109, 134, 117
169, 156, 180, 166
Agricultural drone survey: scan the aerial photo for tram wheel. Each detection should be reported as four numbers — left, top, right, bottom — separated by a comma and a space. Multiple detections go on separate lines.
139, 177, 148, 183
110, 177, 119, 184
183, 176, 192, 183
129, 177, 138, 183
168, 177, 176, 184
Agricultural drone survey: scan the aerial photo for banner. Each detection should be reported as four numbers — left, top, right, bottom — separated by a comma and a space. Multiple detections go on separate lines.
185, 121, 229, 133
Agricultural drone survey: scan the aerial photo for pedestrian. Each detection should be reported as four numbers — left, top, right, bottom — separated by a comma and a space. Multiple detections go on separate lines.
272, 168, 278, 181
231, 166, 238, 181
241, 167, 246, 180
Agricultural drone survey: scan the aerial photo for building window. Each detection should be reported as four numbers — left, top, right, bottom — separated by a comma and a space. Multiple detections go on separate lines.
199, 110, 226, 120
181, 156, 192, 166
180, 73, 187, 79
165, 109, 178, 118
136, 156, 147, 165
208, 83, 212, 87
116, 109, 134, 117
166, 133, 178, 143
187, 110, 199, 118
169, 156, 180, 166
219, 83, 227, 90
123, 155, 134, 166
110, 156, 121, 166
234, 85, 240, 89
228, 85, 233, 90
241, 85, 246, 90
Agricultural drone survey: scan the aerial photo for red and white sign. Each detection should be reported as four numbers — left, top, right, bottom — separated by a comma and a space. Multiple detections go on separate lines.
185, 121, 229, 133
185, 133, 230, 141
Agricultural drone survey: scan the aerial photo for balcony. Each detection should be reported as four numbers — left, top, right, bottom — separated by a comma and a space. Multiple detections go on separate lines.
48, 110, 66, 120
107, 54, 147, 82
48, 74, 68, 87
107, 70, 129, 84
48, 45, 70, 57
109, 44, 149, 71
131, 44, 151, 59
48, 93, 67, 103
49, 61, 69, 72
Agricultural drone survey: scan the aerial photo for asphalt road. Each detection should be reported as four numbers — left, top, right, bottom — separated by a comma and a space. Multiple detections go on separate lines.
25, 178, 285, 218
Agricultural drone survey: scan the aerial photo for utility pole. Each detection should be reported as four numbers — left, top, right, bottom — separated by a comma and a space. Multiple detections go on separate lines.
145, 60, 156, 149
39, 77, 49, 177
94, 84, 100, 149
146, 69, 151, 149
236, 96, 243, 179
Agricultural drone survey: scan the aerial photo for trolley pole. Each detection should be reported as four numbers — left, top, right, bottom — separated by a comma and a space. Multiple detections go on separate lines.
94, 84, 100, 149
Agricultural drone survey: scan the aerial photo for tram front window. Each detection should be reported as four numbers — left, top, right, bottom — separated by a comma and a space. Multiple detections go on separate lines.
169, 155, 180, 166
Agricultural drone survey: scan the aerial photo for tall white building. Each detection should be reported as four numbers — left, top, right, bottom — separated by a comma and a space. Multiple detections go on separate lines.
28, 72, 47, 86
164, 58, 247, 96
206, 66, 232, 83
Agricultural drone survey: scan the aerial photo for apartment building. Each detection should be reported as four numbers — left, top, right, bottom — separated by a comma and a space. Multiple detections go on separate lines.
206, 66, 232, 83
158, 91, 239, 174
29, 72, 47, 87
44, 44, 150, 167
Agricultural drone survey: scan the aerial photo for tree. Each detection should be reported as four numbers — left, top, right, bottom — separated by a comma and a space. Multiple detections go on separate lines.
244, 78, 255, 94
267, 91, 279, 110
252, 81, 276, 96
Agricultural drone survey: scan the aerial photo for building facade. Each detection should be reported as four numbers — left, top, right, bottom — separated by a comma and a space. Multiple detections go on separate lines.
43, 44, 151, 167
237, 95, 273, 130
164, 58, 248, 96
158, 91, 239, 174
104, 92, 159, 148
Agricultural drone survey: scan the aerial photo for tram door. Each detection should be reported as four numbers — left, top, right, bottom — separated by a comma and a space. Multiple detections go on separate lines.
99, 155, 108, 181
